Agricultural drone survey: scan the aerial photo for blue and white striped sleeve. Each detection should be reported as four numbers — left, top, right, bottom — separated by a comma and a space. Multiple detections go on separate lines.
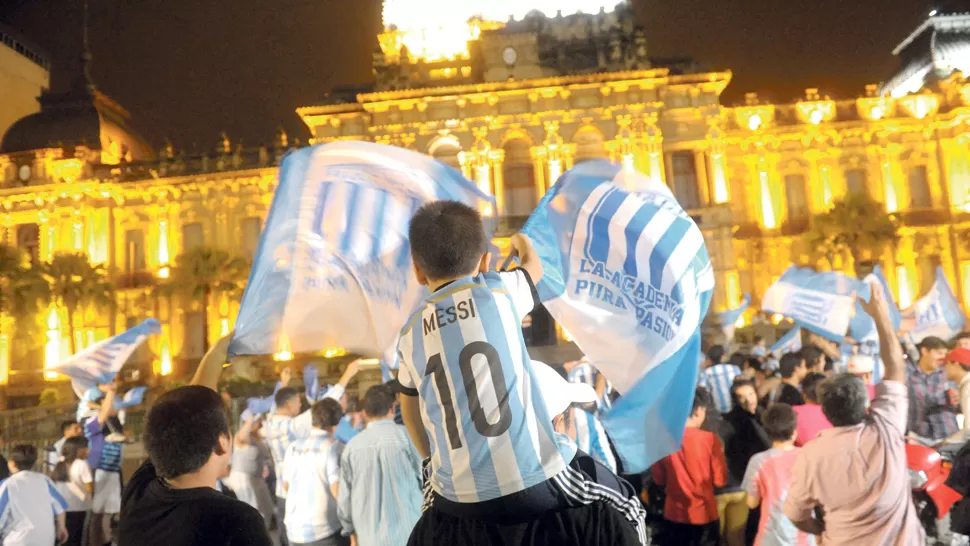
0, 482, 10, 530
47, 477, 68, 515
322, 384, 346, 402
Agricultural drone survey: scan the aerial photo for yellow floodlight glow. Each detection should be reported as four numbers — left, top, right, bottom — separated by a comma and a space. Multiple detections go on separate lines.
44, 306, 61, 380
274, 333, 293, 362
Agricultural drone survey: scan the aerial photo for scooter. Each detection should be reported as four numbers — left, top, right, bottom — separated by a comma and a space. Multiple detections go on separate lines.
907, 442, 963, 545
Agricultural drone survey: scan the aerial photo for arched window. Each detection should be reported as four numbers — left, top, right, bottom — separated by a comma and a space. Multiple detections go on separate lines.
430, 139, 462, 170
845, 168, 869, 197
784, 174, 809, 227
908, 166, 932, 209
502, 139, 536, 217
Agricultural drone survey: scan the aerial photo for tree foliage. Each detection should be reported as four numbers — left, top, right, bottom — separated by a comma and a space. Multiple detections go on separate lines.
0, 245, 50, 322
45, 252, 114, 354
808, 193, 900, 271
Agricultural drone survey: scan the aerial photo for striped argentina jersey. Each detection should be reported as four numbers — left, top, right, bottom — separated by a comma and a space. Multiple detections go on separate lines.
397, 270, 570, 503
698, 363, 742, 414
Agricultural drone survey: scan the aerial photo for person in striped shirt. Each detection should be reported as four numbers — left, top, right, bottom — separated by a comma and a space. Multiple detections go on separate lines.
397, 201, 646, 544
565, 358, 614, 414
262, 363, 360, 546
0, 444, 69, 546
698, 345, 742, 414
281, 399, 346, 546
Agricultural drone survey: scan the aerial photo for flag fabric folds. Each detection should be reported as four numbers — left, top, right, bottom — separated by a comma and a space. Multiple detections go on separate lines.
762, 266, 865, 343
113, 386, 148, 410
53, 319, 161, 398
520, 160, 714, 473
906, 266, 966, 343
718, 293, 750, 342
770, 326, 802, 356
229, 141, 495, 361
847, 266, 902, 384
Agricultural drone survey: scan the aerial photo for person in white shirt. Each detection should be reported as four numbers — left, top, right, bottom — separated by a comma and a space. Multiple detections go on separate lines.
282, 398, 346, 546
262, 362, 359, 546
0, 444, 69, 546
50, 436, 94, 546
47, 420, 82, 473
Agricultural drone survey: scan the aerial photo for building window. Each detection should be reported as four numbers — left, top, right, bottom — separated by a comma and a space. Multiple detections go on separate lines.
919, 255, 942, 296
182, 223, 204, 251
16, 224, 39, 265
845, 168, 868, 197
784, 174, 809, 224
431, 141, 461, 170
908, 166, 932, 209
241, 217, 262, 258
124, 230, 146, 273
670, 151, 701, 210
502, 139, 536, 217
183, 312, 205, 358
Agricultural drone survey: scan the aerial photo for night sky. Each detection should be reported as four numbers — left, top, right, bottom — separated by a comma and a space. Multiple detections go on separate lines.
0, 0, 932, 151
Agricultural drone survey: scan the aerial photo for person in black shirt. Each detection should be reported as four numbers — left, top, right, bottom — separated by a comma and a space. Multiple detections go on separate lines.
118, 336, 272, 546
773, 353, 807, 406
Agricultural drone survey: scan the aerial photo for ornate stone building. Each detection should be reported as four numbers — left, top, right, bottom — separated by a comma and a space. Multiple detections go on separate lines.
3, 1, 970, 404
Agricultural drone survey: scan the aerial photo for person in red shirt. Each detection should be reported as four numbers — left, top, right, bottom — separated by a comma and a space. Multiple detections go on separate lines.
652, 387, 728, 546
793, 372, 831, 446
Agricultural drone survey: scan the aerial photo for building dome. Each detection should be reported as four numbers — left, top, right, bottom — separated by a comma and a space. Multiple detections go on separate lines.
1, 84, 154, 161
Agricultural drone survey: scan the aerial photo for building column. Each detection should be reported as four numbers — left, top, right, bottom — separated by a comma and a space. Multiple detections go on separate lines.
532, 147, 548, 195
694, 149, 711, 207
489, 150, 505, 216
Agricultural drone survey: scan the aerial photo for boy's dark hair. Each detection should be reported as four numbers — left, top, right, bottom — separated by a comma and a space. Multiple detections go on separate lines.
275, 387, 300, 408
409, 200, 487, 280
819, 374, 868, 427
363, 385, 396, 418
311, 398, 344, 429
761, 403, 798, 441
693, 387, 713, 415
955, 332, 970, 344
753, 335, 764, 344
344, 395, 361, 414
744, 357, 764, 374
60, 420, 78, 434
10, 444, 38, 471
801, 372, 827, 404
52, 436, 89, 482
800, 346, 824, 368
920, 336, 948, 352
729, 352, 746, 369
730, 377, 758, 401
144, 386, 230, 479
706, 345, 726, 365
779, 352, 804, 379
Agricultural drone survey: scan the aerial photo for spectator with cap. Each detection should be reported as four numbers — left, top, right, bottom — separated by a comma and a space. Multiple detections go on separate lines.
792, 372, 832, 447
846, 354, 877, 400
907, 336, 959, 441
698, 345, 742, 414
942, 347, 970, 445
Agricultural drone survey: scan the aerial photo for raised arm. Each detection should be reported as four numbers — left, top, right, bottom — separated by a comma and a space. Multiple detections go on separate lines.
97, 383, 117, 426
510, 233, 543, 284
861, 285, 904, 383
191, 334, 233, 391
235, 416, 255, 448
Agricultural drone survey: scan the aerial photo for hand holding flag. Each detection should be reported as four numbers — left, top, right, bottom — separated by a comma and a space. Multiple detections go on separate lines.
53, 319, 161, 398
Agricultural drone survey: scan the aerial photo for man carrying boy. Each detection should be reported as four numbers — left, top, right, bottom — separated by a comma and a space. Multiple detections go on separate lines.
652, 387, 727, 546
85, 381, 125, 546
0, 444, 69, 546
742, 404, 816, 546
397, 201, 645, 544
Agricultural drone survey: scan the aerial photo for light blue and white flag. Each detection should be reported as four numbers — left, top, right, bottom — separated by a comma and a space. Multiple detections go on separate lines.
113, 386, 148, 410
762, 266, 864, 343
520, 160, 714, 473
906, 266, 966, 343
718, 293, 750, 342
247, 380, 284, 416
229, 141, 495, 361
847, 266, 901, 384
53, 319, 161, 398
770, 326, 802, 356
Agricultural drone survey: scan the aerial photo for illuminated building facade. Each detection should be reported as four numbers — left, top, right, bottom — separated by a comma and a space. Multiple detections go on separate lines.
2, 1, 970, 404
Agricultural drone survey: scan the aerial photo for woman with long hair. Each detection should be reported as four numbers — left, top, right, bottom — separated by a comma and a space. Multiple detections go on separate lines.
223, 414, 274, 528
50, 436, 93, 546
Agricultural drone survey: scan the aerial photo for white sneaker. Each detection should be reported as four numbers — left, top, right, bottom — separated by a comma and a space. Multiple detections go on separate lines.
105, 433, 127, 443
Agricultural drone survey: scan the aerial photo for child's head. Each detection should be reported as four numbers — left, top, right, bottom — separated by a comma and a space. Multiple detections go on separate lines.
62, 436, 90, 462
8, 444, 38, 473
761, 403, 798, 443
409, 200, 489, 284
688, 387, 713, 426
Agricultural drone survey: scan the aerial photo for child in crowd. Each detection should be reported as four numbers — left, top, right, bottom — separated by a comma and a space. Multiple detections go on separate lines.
51, 436, 94, 546
0, 444, 69, 546
652, 387, 727, 546
397, 201, 645, 544
742, 403, 815, 546
76, 384, 128, 443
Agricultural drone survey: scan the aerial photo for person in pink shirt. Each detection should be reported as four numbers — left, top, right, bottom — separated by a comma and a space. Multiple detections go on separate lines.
846, 354, 877, 400
742, 403, 816, 546
792, 373, 830, 447
783, 288, 924, 545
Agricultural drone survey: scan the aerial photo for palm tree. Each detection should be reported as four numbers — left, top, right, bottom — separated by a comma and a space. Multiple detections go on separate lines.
45, 252, 114, 354
808, 192, 900, 274
161, 247, 249, 353
0, 244, 50, 340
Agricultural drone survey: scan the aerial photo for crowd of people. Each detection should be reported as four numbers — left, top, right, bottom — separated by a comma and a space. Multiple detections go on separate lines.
3, 198, 970, 546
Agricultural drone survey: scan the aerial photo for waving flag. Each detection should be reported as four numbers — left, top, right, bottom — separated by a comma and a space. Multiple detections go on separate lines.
520, 160, 714, 472
53, 319, 161, 398
229, 141, 495, 360
906, 267, 966, 342
718, 294, 750, 342
762, 266, 863, 343
770, 326, 802, 356
114, 386, 148, 410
